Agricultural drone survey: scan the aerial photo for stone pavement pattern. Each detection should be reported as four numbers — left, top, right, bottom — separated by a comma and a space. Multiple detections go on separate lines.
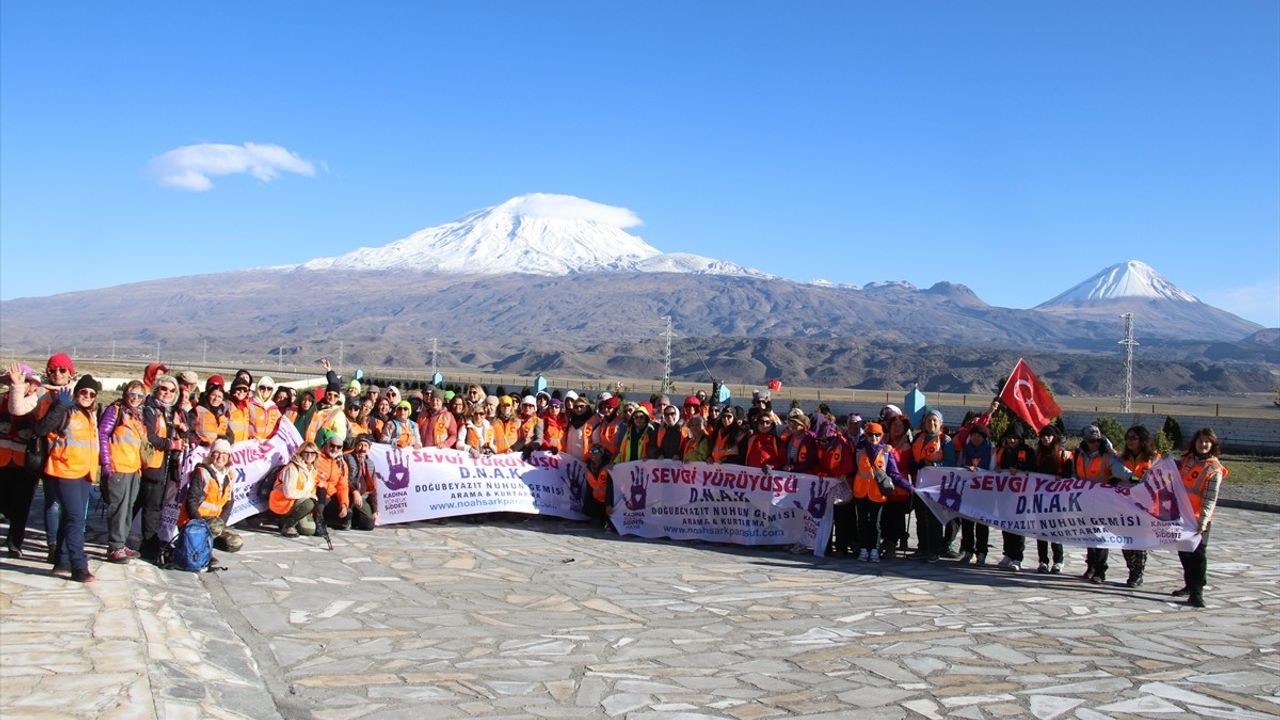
2, 506, 1279, 719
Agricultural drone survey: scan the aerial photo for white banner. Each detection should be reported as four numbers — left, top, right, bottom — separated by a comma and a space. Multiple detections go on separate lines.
368, 445, 590, 524
158, 423, 303, 543
607, 460, 836, 555
916, 457, 1201, 552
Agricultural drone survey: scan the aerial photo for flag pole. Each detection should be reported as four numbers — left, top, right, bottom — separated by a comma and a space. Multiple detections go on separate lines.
996, 357, 1025, 403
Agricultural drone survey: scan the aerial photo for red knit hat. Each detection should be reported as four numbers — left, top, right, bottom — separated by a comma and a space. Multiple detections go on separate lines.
46, 352, 75, 373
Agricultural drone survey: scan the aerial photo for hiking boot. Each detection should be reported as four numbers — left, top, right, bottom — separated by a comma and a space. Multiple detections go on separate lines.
107, 549, 131, 564
1050, 562, 1062, 574
997, 556, 1015, 570
976, 553, 987, 566
71, 569, 96, 583
7, 546, 24, 560
1082, 568, 1095, 580
925, 554, 939, 564
1090, 574, 1105, 584
857, 549, 870, 562
958, 551, 973, 564
1171, 586, 1190, 597
1036, 562, 1050, 574
1126, 572, 1144, 588
281, 525, 299, 538
52, 564, 71, 577
870, 549, 881, 563
46, 544, 59, 565
1188, 593, 1205, 608
941, 548, 960, 559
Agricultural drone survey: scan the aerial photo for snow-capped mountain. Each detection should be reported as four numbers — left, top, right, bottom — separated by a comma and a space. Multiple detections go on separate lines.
296, 193, 768, 278
1034, 260, 1260, 339
1037, 260, 1200, 307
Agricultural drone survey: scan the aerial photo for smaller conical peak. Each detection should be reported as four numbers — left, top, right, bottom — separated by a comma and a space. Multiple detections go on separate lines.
1039, 260, 1200, 306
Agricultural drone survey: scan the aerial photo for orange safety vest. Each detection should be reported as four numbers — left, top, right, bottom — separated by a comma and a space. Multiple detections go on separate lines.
1073, 452, 1109, 482
249, 400, 281, 439
911, 434, 945, 470
194, 406, 228, 446
711, 431, 739, 464
492, 417, 520, 454
1123, 454, 1159, 480
227, 403, 251, 443
541, 420, 565, 452
314, 453, 350, 514
46, 409, 100, 482
419, 411, 455, 448
615, 425, 652, 463
107, 408, 147, 474
852, 444, 890, 503
269, 463, 316, 515
179, 465, 232, 526
594, 417, 624, 456
463, 422, 495, 452
386, 419, 416, 448
816, 436, 853, 479
1179, 455, 1227, 521
0, 388, 40, 467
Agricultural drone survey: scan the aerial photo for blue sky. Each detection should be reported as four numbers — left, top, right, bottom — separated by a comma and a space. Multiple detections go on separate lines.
2, 2, 1277, 326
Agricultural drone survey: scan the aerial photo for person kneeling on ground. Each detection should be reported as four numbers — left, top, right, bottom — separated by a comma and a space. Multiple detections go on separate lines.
341, 435, 378, 530
270, 442, 320, 537
314, 436, 351, 529
181, 439, 243, 553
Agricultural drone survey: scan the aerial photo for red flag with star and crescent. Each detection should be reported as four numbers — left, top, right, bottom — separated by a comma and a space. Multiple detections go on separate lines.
998, 358, 1062, 431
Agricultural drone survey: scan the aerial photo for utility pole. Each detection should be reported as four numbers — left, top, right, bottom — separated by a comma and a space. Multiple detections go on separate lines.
660, 316, 674, 393
1118, 312, 1138, 413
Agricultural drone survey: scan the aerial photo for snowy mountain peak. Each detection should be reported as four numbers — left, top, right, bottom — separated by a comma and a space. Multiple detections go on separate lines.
295, 193, 767, 278
1038, 260, 1200, 306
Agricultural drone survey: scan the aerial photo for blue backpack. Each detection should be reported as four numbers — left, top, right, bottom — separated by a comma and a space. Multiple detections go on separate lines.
175, 519, 214, 572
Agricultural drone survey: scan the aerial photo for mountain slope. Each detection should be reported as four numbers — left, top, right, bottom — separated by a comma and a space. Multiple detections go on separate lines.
1038, 260, 1200, 305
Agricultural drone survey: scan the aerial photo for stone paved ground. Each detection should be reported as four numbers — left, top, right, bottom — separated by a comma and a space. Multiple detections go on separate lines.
2, 505, 1279, 719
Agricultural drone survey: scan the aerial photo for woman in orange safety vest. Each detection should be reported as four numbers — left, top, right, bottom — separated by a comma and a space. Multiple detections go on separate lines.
1119, 425, 1161, 588
1174, 428, 1228, 608
34, 375, 102, 583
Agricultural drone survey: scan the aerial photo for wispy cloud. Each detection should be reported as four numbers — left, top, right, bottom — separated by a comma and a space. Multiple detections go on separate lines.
148, 142, 316, 191
1202, 277, 1280, 328
501, 193, 642, 228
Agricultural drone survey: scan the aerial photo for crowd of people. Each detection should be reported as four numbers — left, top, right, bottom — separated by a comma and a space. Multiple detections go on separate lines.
0, 355, 1226, 607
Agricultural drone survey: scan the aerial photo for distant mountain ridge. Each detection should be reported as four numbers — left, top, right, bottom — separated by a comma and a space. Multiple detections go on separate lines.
0, 195, 1270, 396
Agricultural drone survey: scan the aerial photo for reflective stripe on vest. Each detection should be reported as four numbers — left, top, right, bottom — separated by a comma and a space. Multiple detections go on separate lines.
228, 405, 251, 443
1074, 453, 1106, 481
47, 410, 99, 481
195, 407, 227, 445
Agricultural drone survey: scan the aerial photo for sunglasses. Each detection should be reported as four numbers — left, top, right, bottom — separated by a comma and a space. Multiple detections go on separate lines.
77, 390, 98, 399
48, 367, 71, 374
300, 450, 318, 457
126, 392, 144, 399
157, 386, 176, 394
867, 432, 883, 437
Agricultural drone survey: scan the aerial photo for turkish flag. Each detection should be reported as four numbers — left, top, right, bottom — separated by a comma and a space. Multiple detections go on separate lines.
998, 358, 1062, 431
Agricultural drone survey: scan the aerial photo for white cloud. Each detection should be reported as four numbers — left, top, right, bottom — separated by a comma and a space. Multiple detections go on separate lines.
499, 193, 642, 228
1202, 277, 1280, 328
148, 142, 316, 191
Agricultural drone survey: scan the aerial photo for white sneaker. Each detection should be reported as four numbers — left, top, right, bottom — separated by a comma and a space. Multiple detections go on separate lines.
976, 553, 987, 566
858, 549, 870, 562
997, 556, 1015, 569
1036, 562, 1050, 574
1007, 561, 1020, 572
1050, 562, 1062, 574
958, 551, 973, 564
870, 549, 881, 563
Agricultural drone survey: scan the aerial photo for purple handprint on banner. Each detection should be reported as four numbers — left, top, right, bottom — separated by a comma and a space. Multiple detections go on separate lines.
1133, 475, 1181, 522
938, 471, 965, 511
565, 460, 585, 506
385, 448, 411, 491
622, 465, 647, 511
792, 479, 828, 522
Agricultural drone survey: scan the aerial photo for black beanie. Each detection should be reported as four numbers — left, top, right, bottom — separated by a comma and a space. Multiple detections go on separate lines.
74, 374, 102, 394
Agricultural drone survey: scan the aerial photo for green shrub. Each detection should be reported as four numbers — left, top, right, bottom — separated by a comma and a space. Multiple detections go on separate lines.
1094, 416, 1125, 448
1162, 415, 1183, 450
